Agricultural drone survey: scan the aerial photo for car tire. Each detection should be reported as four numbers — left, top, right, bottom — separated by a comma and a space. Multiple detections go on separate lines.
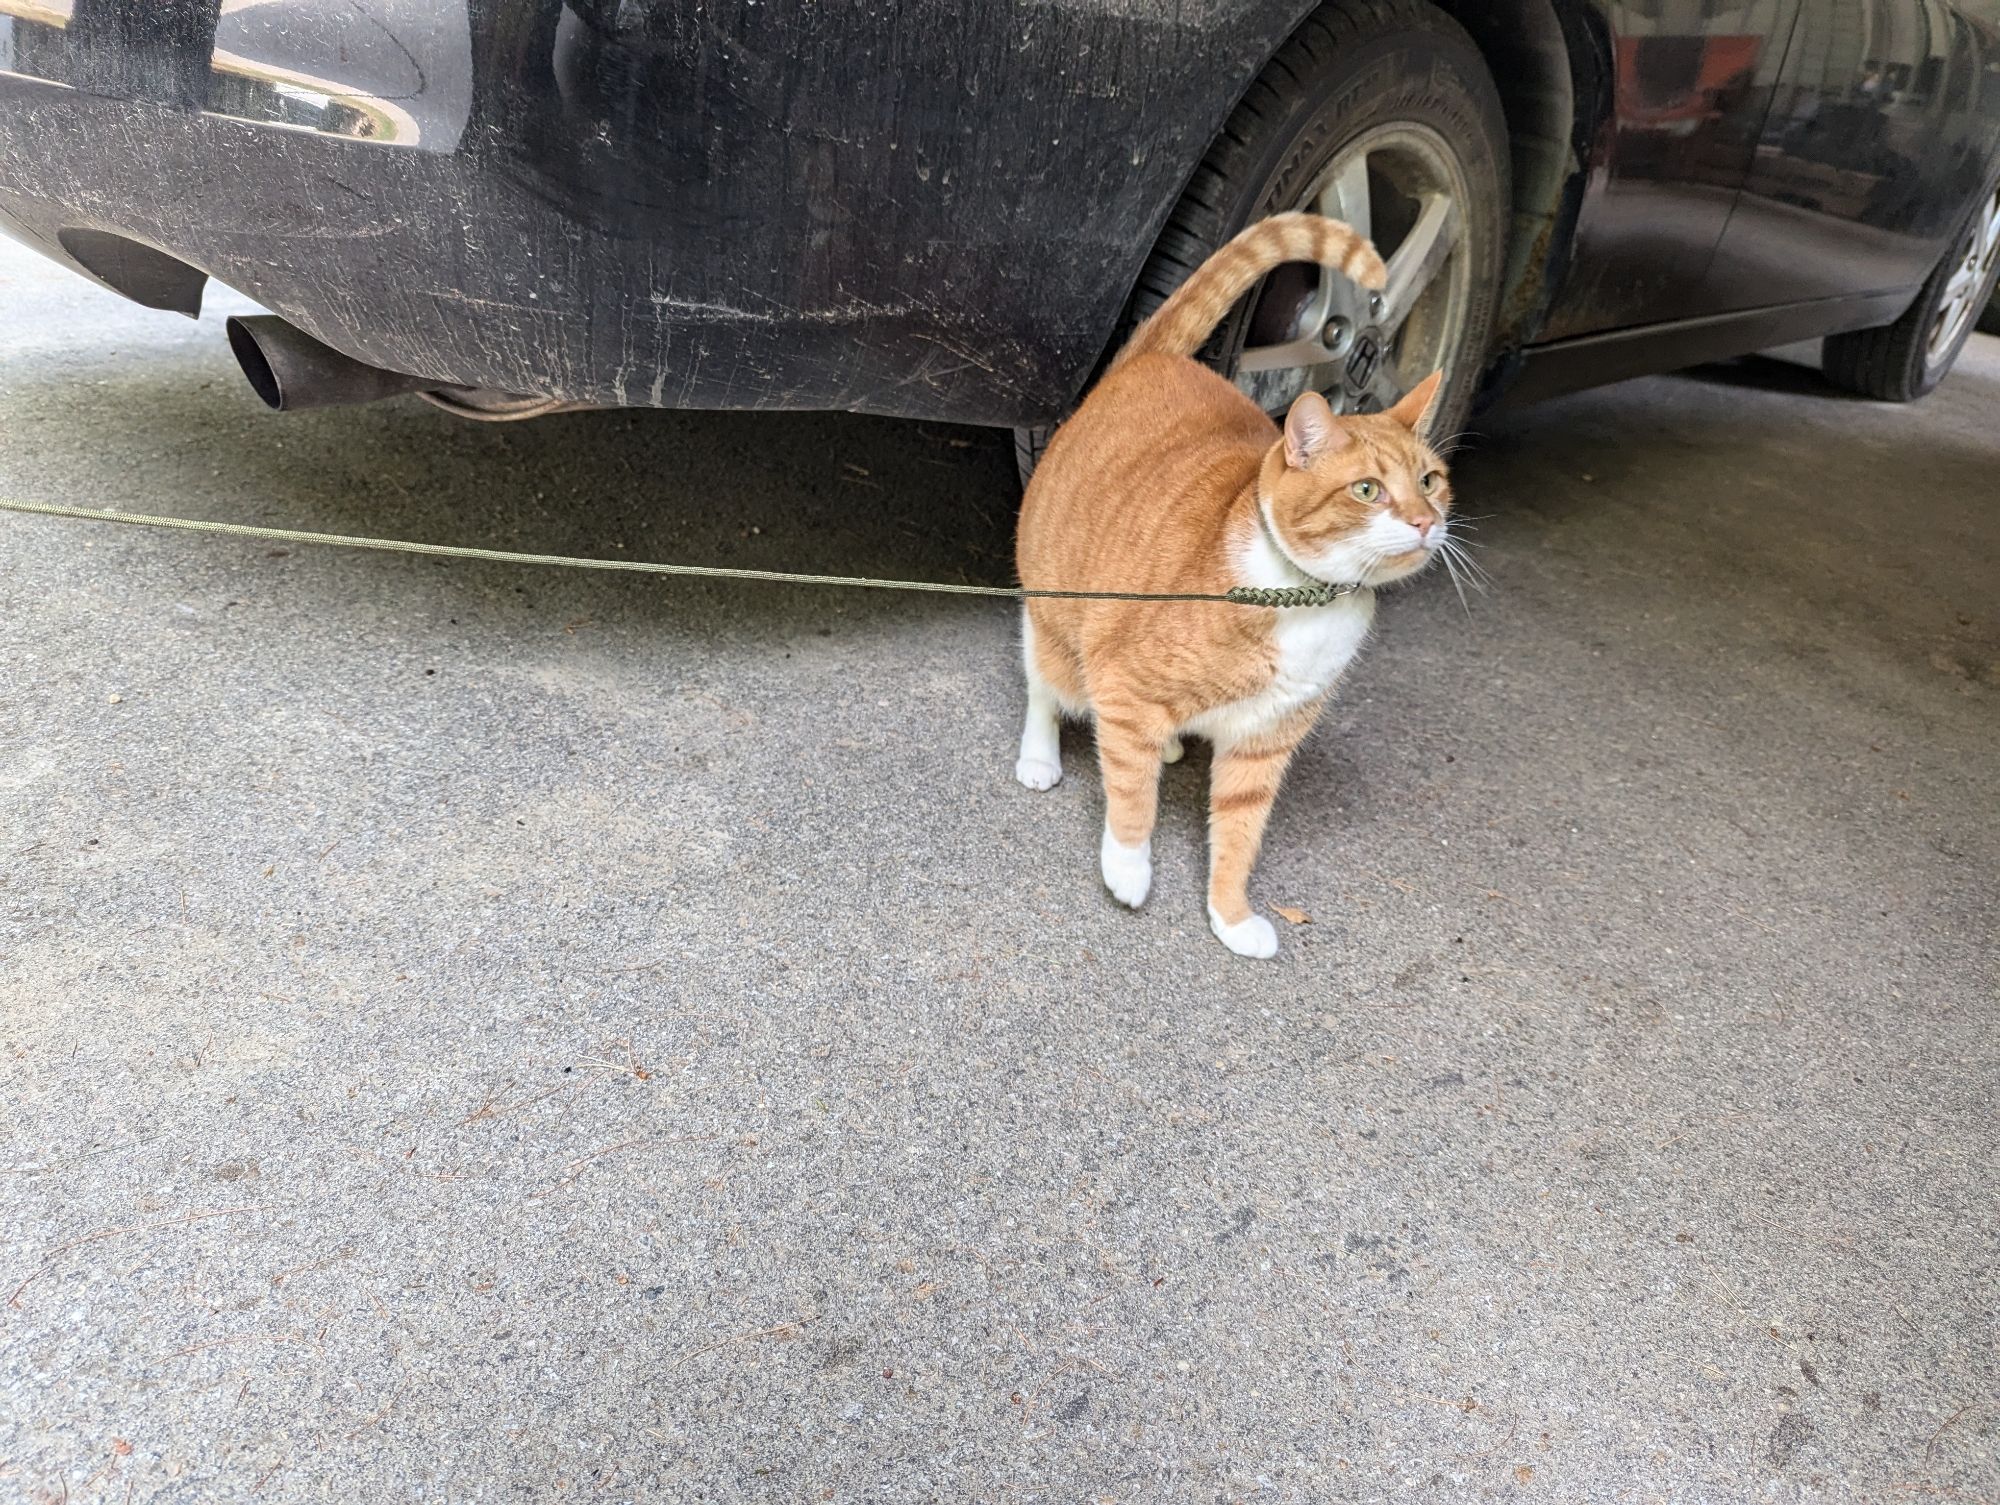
1823, 178, 2000, 401
1013, 423, 1053, 487
1014, 0, 1509, 488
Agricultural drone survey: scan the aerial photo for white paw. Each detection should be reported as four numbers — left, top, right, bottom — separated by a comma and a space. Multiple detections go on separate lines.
1162, 736, 1184, 765
1100, 828, 1152, 908
1209, 906, 1278, 959
1015, 756, 1062, 791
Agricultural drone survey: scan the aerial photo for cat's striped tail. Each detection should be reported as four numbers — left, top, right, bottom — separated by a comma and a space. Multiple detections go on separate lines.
1115, 212, 1387, 367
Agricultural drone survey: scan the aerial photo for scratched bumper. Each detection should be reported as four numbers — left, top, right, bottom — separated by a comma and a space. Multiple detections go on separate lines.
0, 2, 1294, 427
0, 76, 1056, 424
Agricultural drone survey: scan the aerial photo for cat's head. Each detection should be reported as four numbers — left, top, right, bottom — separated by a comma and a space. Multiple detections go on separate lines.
1258, 371, 1452, 588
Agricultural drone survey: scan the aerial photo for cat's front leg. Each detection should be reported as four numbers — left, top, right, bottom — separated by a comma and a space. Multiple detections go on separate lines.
1095, 698, 1174, 908
1205, 716, 1312, 958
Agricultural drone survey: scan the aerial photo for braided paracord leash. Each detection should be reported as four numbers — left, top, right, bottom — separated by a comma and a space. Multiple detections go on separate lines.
0, 500, 1363, 609
1223, 583, 1352, 608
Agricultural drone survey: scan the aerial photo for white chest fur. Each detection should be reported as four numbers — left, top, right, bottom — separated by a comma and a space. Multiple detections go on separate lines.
1176, 516, 1384, 748
1182, 517, 1376, 749
1184, 593, 1374, 746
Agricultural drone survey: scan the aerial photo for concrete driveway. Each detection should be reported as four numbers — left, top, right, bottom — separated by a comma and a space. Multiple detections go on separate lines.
2, 236, 1995, 1503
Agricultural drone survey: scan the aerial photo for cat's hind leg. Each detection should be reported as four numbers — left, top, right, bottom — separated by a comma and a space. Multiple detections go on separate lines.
1015, 608, 1065, 791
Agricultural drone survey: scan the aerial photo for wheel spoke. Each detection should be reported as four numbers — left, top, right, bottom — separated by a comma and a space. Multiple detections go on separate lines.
1980, 197, 2000, 255
1941, 264, 1977, 305
1318, 152, 1373, 242
1294, 267, 1344, 344
1305, 155, 1377, 339
1379, 194, 1460, 336
1239, 334, 1333, 374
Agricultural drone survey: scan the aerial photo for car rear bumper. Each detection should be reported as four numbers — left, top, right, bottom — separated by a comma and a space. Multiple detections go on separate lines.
0, 76, 1057, 424
0, 3, 1290, 427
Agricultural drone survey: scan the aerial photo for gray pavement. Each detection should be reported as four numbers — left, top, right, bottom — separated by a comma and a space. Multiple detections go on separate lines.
2, 234, 1996, 1503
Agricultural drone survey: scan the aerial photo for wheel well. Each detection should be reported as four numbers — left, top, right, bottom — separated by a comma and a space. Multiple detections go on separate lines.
1425, 0, 1591, 351
1090, 0, 1595, 413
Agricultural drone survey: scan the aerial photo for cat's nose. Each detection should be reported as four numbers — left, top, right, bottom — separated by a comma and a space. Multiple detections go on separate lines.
1411, 514, 1435, 539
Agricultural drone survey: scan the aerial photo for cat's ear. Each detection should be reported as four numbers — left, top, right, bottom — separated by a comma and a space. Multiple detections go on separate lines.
1283, 392, 1347, 469
1387, 370, 1444, 434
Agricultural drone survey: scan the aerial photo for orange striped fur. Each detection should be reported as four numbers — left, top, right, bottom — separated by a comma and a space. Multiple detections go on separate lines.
1014, 214, 1451, 958
1119, 212, 1386, 365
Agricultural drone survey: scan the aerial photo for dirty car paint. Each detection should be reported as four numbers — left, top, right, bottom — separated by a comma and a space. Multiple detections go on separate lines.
0, 0, 1315, 426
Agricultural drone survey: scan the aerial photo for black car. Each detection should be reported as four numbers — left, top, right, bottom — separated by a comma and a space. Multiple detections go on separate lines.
3, 0, 1998, 480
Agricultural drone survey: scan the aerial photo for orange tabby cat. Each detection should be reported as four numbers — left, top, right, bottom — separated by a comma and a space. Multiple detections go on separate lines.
1014, 212, 1454, 958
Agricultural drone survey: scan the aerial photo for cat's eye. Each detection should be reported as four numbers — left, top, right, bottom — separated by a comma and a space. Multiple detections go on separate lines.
1419, 470, 1442, 494
1349, 479, 1381, 503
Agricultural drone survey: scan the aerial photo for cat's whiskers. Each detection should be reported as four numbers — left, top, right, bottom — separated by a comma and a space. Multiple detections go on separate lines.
1443, 559, 1473, 615
1427, 532, 1473, 615
1435, 523, 1485, 575
1431, 531, 1488, 615
1444, 532, 1490, 588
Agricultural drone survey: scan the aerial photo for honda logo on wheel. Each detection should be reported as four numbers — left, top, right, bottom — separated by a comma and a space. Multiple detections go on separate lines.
1345, 331, 1382, 392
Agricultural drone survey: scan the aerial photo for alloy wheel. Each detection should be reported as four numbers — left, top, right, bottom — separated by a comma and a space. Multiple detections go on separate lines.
1234, 123, 1474, 419
1926, 185, 2000, 372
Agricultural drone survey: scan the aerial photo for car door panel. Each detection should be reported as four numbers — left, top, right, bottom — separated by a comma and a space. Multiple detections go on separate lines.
1536, 0, 1800, 342
1701, 0, 2000, 313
